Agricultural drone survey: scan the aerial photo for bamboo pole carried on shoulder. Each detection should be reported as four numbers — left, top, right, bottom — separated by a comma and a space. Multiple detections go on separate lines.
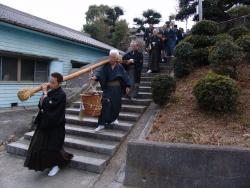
17, 58, 110, 101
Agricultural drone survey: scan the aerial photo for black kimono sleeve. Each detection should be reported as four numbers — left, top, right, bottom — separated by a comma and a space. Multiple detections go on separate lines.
122, 52, 131, 70
39, 92, 66, 130
138, 52, 144, 70
121, 66, 132, 88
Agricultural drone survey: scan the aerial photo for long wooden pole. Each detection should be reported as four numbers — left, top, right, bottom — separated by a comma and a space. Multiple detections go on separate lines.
17, 58, 110, 101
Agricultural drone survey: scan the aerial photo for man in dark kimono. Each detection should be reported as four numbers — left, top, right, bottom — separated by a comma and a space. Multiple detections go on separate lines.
122, 41, 143, 99
24, 72, 73, 176
143, 24, 154, 49
147, 29, 163, 73
91, 49, 131, 132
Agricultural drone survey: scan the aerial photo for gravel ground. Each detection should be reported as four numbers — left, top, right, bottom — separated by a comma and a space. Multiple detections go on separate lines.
147, 65, 250, 147
0, 108, 37, 148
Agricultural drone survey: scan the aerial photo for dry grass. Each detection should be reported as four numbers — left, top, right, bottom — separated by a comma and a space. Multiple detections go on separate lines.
147, 64, 250, 147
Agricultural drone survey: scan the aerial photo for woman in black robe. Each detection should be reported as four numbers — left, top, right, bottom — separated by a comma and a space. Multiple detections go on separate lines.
91, 50, 131, 132
147, 29, 163, 73
24, 72, 73, 176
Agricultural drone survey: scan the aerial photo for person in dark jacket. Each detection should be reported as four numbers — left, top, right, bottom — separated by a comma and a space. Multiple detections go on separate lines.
91, 50, 131, 132
147, 29, 163, 73
176, 26, 184, 45
143, 24, 154, 49
122, 41, 143, 98
24, 72, 73, 176
164, 23, 177, 57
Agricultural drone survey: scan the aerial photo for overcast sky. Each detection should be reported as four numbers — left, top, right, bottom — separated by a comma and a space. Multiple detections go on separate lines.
0, 0, 194, 31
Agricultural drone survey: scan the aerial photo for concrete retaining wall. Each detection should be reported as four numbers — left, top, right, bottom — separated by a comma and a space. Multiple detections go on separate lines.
124, 140, 250, 188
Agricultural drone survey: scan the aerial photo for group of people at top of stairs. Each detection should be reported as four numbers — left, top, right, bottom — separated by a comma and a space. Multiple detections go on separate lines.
144, 22, 185, 73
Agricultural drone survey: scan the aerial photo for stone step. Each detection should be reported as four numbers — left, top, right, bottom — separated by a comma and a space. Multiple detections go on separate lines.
7, 139, 109, 173
122, 98, 152, 106
141, 73, 159, 77
66, 108, 140, 122
140, 77, 152, 82
121, 104, 147, 113
72, 102, 147, 113
24, 132, 119, 156
141, 71, 171, 77
65, 124, 127, 142
140, 81, 151, 87
137, 92, 152, 99
66, 114, 134, 132
142, 65, 173, 71
138, 86, 151, 93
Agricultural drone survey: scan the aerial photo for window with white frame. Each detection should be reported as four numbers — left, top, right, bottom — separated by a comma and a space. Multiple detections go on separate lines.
0, 55, 49, 82
0, 56, 18, 81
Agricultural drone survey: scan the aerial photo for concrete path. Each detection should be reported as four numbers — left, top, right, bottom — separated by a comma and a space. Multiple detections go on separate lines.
0, 108, 37, 145
0, 151, 99, 188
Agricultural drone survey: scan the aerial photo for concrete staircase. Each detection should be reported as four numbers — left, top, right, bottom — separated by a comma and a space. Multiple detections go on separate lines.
6, 58, 173, 174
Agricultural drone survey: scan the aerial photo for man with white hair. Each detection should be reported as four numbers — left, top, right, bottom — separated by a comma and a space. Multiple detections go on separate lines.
91, 49, 131, 132
147, 29, 162, 73
122, 41, 143, 99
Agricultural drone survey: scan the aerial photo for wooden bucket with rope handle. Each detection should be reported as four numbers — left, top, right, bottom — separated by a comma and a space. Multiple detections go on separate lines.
79, 69, 103, 117
80, 91, 103, 117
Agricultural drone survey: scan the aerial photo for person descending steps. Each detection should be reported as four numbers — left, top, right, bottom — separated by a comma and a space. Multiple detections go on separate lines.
91, 49, 132, 132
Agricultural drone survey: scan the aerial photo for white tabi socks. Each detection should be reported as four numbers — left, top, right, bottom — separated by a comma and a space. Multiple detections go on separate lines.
95, 125, 105, 132
48, 165, 60, 177
113, 119, 119, 124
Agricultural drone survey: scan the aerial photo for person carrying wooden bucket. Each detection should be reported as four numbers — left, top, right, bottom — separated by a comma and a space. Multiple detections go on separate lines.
91, 49, 131, 132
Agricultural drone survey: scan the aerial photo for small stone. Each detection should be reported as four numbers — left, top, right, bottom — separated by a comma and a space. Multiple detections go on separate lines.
243, 134, 250, 139
0, 145, 5, 152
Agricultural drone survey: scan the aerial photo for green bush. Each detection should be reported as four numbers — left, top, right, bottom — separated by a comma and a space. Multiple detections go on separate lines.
174, 58, 192, 78
151, 74, 176, 106
228, 6, 250, 18
183, 35, 215, 48
193, 72, 240, 112
214, 33, 234, 43
174, 42, 194, 78
228, 26, 249, 40
192, 47, 210, 67
209, 40, 244, 77
175, 41, 194, 59
191, 20, 218, 36
236, 34, 250, 57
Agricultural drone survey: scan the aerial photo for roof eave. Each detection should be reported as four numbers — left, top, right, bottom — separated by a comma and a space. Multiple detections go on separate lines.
0, 19, 111, 52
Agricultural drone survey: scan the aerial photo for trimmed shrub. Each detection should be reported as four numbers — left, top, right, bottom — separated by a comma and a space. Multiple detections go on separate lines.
236, 34, 250, 58
174, 42, 194, 78
191, 20, 218, 36
174, 58, 192, 78
175, 41, 194, 59
209, 40, 244, 77
228, 6, 250, 18
192, 47, 210, 67
183, 35, 215, 48
228, 26, 249, 40
214, 33, 234, 43
151, 74, 176, 106
193, 72, 240, 112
